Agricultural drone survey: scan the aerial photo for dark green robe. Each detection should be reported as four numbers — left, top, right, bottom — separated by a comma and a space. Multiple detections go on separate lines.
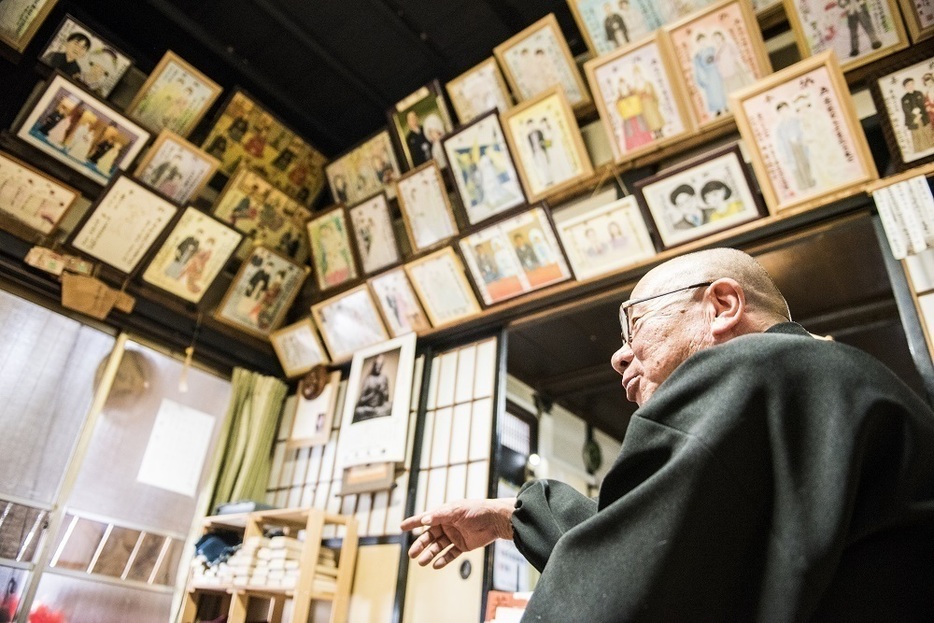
513, 323, 934, 621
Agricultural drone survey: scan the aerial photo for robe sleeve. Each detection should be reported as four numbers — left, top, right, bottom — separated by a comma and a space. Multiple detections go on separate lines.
511, 479, 597, 572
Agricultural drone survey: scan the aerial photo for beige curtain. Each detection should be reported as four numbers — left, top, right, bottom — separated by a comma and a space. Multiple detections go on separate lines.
209, 367, 287, 512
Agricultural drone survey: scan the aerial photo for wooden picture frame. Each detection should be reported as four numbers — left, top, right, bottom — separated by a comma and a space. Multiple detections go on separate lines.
870, 53, 934, 171
387, 80, 454, 170
307, 204, 359, 292
584, 34, 693, 164
15, 73, 151, 186
494, 13, 591, 111
395, 160, 459, 252
68, 174, 178, 274
566, 0, 665, 58
634, 143, 768, 248
347, 193, 400, 276
445, 57, 513, 124
500, 87, 594, 203
201, 88, 328, 206
141, 206, 242, 304
443, 110, 526, 226
311, 284, 390, 361
458, 205, 573, 306
404, 246, 481, 326
898, 0, 934, 42
0, 149, 80, 235
134, 129, 219, 204
367, 267, 432, 337
214, 245, 308, 338
325, 129, 401, 206
662, 0, 771, 130
270, 318, 329, 379
38, 14, 134, 98
552, 194, 656, 280
288, 369, 340, 448
125, 50, 222, 137
783, 0, 908, 73
730, 51, 878, 214
0, 0, 58, 55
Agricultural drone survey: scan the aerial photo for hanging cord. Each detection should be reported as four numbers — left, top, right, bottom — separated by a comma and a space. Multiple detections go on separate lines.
178, 313, 204, 392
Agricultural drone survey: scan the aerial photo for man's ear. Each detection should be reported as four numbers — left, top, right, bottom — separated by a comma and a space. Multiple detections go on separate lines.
706, 278, 745, 338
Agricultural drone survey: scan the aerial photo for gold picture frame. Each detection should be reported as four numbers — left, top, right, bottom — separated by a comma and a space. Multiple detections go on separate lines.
395, 160, 460, 252
306, 204, 360, 292
404, 246, 481, 327
0, 0, 59, 55
310, 284, 390, 361
134, 129, 220, 205
445, 57, 513, 124
898, 0, 934, 42
269, 317, 329, 378
0, 149, 80, 236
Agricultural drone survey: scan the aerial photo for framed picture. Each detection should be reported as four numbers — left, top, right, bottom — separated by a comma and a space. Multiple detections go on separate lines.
783, 0, 907, 73
311, 285, 389, 361
387, 80, 454, 170
871, 54, 934, 170
404, 246, 481, 326
214, 245, 308, 338
336, 332, 417, 469
494, 14, 591, 110
459, 205, 573, 306
201, 88, 328, 206
134, 129, 219, 204
898, 0, 934, 42
68, 174, 177, 274
731, 51, 878, 213
445, 57, 513, 124
347, 193, 400, 275
269, 318, 329, 378
553, 195, 656, 280
212, 165, 311, 263
501, 87, 594, 203
443, 110, 526, 226
125, 51, 222, 137
395, 161, 459, 252
662, 0, 771, 129
584, 34, 692, 164
0, 0, 58, 54
634, 144, 767, 248
15, 74, 151, 186
141, 207, 242, 303
0, 149, 80, 235
307, 205, 359, 291
325, 129, 401, 206
288, 369, 340, 448
368, 267, 432, 337
39, 15, 133, 98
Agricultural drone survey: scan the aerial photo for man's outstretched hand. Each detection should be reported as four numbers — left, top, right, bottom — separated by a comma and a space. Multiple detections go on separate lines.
400, 498, 517, 569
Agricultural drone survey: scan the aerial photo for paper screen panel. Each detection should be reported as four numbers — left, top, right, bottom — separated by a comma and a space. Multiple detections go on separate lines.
473, 338, 497, 398
307, 445, 324, 485
313, 480, 331, 511
385, 471, 409, 536
436, 351, 459, 408
420, 410, 435, 469
430, 407, 453, 468
410, 355, 426, 411
291, 447, 310, 486
268, 441, 287, 490
286, 485, 303, 507
425, 468, 447, 510
454, 345, 477, 404
300, 483, 315, 507
319, 431, 339, 482
466, 461, 490, 499
449, 403, 472, 465
469, 398, 494, 461
355, 493, 372, 536
369, 490, 390, 536
415, 471, 429, 515
445, 463, 467, 502
426, 359, 441, 410
279, 448, 297, 489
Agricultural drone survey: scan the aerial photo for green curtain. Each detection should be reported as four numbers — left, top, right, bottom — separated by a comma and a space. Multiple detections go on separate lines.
209, 367, 287, 512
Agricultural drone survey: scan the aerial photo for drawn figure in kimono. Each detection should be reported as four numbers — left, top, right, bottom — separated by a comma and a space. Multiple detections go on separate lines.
603, 3, 629, 48
526, 118, 553, 186
165, 231, 201, 279
713, 30, 754, 96
794, 94, 848, 187
617, 0, 651, 38
528, 228, 552, 265
405, 111, 433, 166
251, 270, 285, 328
584, 227, 608, 258
901, 77, 934, 153
540, 117, 571, 181
475, 244, 500, 283
178, 236, 213, 293
923, 73, 934, 126
157, 167, 182, 198
477, 147, 516, 207
615, 77, 652, 151
838, 0, 882, 57
773, 101, 815, 191
669, 184, 708, 230
633, 66, 665, 138
318, 220, 352, 286
245, 261, 272, 299
608, 221, 629, 250
38, 98, 77, 141
65, 111, 98, 162
87, 124, 118, 165
693, 33, 727, 116
243, 126, 268, 158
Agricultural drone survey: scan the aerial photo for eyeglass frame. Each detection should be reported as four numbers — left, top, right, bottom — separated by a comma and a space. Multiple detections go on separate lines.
618, 281, 714, 344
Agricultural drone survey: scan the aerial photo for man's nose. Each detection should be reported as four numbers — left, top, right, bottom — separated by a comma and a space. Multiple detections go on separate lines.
611, 342, 632, 375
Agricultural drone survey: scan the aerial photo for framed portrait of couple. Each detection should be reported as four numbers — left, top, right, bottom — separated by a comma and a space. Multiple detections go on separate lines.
871, 53, 934, 170
307, 205, 360, 292
134, 129, 219, 205
445, 57, 513, 125
0, 150, 80, 235
387, 81, 454, 171
368, 268, 432, 337
325, 129, 401, 206
347, 193, 401, 276
311, 285, 389, 361
404, 247, 481, 327
395, 161, 460, 252
38, 15, 133, 98
269, 318, 329, 379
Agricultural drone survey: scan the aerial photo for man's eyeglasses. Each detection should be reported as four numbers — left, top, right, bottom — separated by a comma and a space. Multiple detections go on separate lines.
618, 281, 714, 344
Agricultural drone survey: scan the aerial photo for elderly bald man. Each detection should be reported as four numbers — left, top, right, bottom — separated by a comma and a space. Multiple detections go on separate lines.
401, 248, 934, 621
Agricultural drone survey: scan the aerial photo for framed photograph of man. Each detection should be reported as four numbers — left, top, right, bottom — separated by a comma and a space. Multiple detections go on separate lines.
347, 193, 400, 276
0, 0, 58, 55
214, 245, 308, 338
134, 129, 219, 204
387, 80, 454, 170
368, 268, 432, 337
731, 51, 878, 213
493, 13, 591, 111
662, 0, 771, 129
445, 57, 513, 124
325, 129, 401, 206
634, 143, 768, 248
783, 0, 907, 73
269, 318, 329, 379
336, 332, 416, 469
15, 74, 151, 186
310, 285, 390, 361
553, 194, 656, 280
897, 0, 934, 42
289, 369, 340, 448
68, 174, 178, 274
141, 207, 242, 303
443, 110, 526, 226
307, 205, 359, 291
201, 88, 328, 206
395, 160, 460, 252
212, 165, 311, 263
0, 150, 80, 235
501, 87, 594, 203
404, 246, 482, 326
39, 15, 133, 98
584, 35, 692, 164
871, 54, 934, 170
459, 205, 573, 306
